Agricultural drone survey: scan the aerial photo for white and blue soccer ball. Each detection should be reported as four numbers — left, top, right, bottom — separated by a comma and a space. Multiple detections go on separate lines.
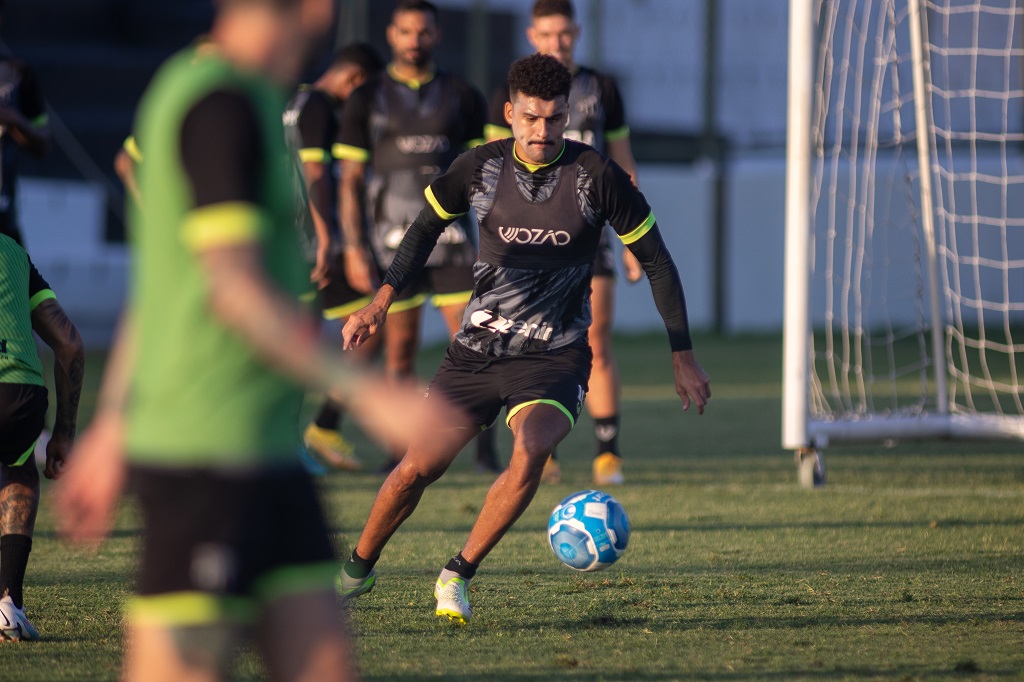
547, 489, 630, 572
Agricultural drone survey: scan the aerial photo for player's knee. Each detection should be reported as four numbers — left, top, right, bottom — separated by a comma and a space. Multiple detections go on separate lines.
393, 457, 445, 489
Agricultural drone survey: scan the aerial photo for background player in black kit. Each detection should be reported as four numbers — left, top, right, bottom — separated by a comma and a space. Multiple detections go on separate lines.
334, 0, 502, 473
286, 43, 385, 472
488, 0, 643, 486
337, 54, 710, 625
0, 0, 52, 247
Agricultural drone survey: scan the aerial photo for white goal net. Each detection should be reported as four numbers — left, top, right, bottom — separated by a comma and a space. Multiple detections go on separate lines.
784, 0, 1024, 450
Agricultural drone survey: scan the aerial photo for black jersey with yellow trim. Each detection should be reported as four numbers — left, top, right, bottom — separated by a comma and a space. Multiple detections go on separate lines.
385, 138, 686, 358
285, 85, 342, 166
336, 66, 487, 172
335, 66, 487, 270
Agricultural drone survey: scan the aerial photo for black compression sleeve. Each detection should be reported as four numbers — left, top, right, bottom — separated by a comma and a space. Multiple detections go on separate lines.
381, 206, 453, 293
627, 225, 693, 351
180, 90, 262, 208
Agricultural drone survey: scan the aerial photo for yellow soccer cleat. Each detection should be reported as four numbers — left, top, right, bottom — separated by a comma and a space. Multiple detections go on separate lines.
303, 424, 362, 471
593, 452, 624, 485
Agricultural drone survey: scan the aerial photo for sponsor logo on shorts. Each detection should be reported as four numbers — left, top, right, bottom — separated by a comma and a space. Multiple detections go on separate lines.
576, 384, 586, 416
498, 226, 571, 246
469, 309, 554, 341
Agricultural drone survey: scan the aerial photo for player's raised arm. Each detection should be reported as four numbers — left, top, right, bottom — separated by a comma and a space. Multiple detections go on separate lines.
336, 82, 379, 294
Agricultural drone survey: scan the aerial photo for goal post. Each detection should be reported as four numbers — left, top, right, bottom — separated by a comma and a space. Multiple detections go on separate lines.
784, 0, 1024, 476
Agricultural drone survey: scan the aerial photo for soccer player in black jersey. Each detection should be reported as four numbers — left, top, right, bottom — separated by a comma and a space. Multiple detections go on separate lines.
338, 53, 710, 625
287, 43, 384, 472
488, 0, 643, 486
335, 0, 502, 473
0, 235, 84, 641
0, 1, 52, 247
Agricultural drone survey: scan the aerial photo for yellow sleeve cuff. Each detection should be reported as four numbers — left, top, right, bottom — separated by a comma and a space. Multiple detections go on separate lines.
181, 202, 268, 251
299, 148, 331, 164
425, 186, 465, 221
605, 126, 630, 142
29, 289, 57, 311
485, 124, 512, 141
124, 136, 143, 163
619, 211, 656, 245
332, 143, 370, 163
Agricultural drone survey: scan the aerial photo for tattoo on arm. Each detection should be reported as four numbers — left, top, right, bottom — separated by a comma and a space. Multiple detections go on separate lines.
30, 300, 85, 440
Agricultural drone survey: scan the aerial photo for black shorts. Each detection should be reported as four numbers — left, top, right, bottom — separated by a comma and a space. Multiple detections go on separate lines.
0, 383, 48, 467
427, 341, 591, 431
392, 265, 474, 312
317, 252, 373, 320
127, 464, 338, 627
593, 226, 615, 280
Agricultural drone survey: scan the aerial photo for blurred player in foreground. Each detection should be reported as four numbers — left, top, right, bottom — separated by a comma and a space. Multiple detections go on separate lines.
338, 54, 710, 625
285, 43, 385, 471
0, 235, 83, 641
488, 0, 644, 485
54, 0, 466, 679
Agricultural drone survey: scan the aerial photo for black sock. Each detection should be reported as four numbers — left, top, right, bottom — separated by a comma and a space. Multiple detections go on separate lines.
343, 549, 377, 580
444, 552, 479, 580
0, 534, 32, 609
314, 400, 343, 431
594, 415, 620, 458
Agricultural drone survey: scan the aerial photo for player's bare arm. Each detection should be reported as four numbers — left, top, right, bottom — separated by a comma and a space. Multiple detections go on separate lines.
672, 349, 711, 414
199, 242, 459, 452
53, 314, 135, 548
29, 299, 85, 479
113, 147, 143, 209
606, 136, 645, 283
340, 158, 379, 293
341, 283, 397, 350
0, 104, 51, 156
302, 158, 334, 287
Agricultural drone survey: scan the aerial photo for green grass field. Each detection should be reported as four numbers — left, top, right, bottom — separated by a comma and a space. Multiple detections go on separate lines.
4, 333, 1023, 681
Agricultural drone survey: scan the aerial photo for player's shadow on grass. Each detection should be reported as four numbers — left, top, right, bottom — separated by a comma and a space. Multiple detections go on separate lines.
636, 516, 1024, 533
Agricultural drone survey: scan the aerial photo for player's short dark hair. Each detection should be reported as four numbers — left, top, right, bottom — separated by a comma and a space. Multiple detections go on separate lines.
331, 42, 384, 75
532, 0, 575, 21
393, 0, 439, 22
507, 53, 572, 103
